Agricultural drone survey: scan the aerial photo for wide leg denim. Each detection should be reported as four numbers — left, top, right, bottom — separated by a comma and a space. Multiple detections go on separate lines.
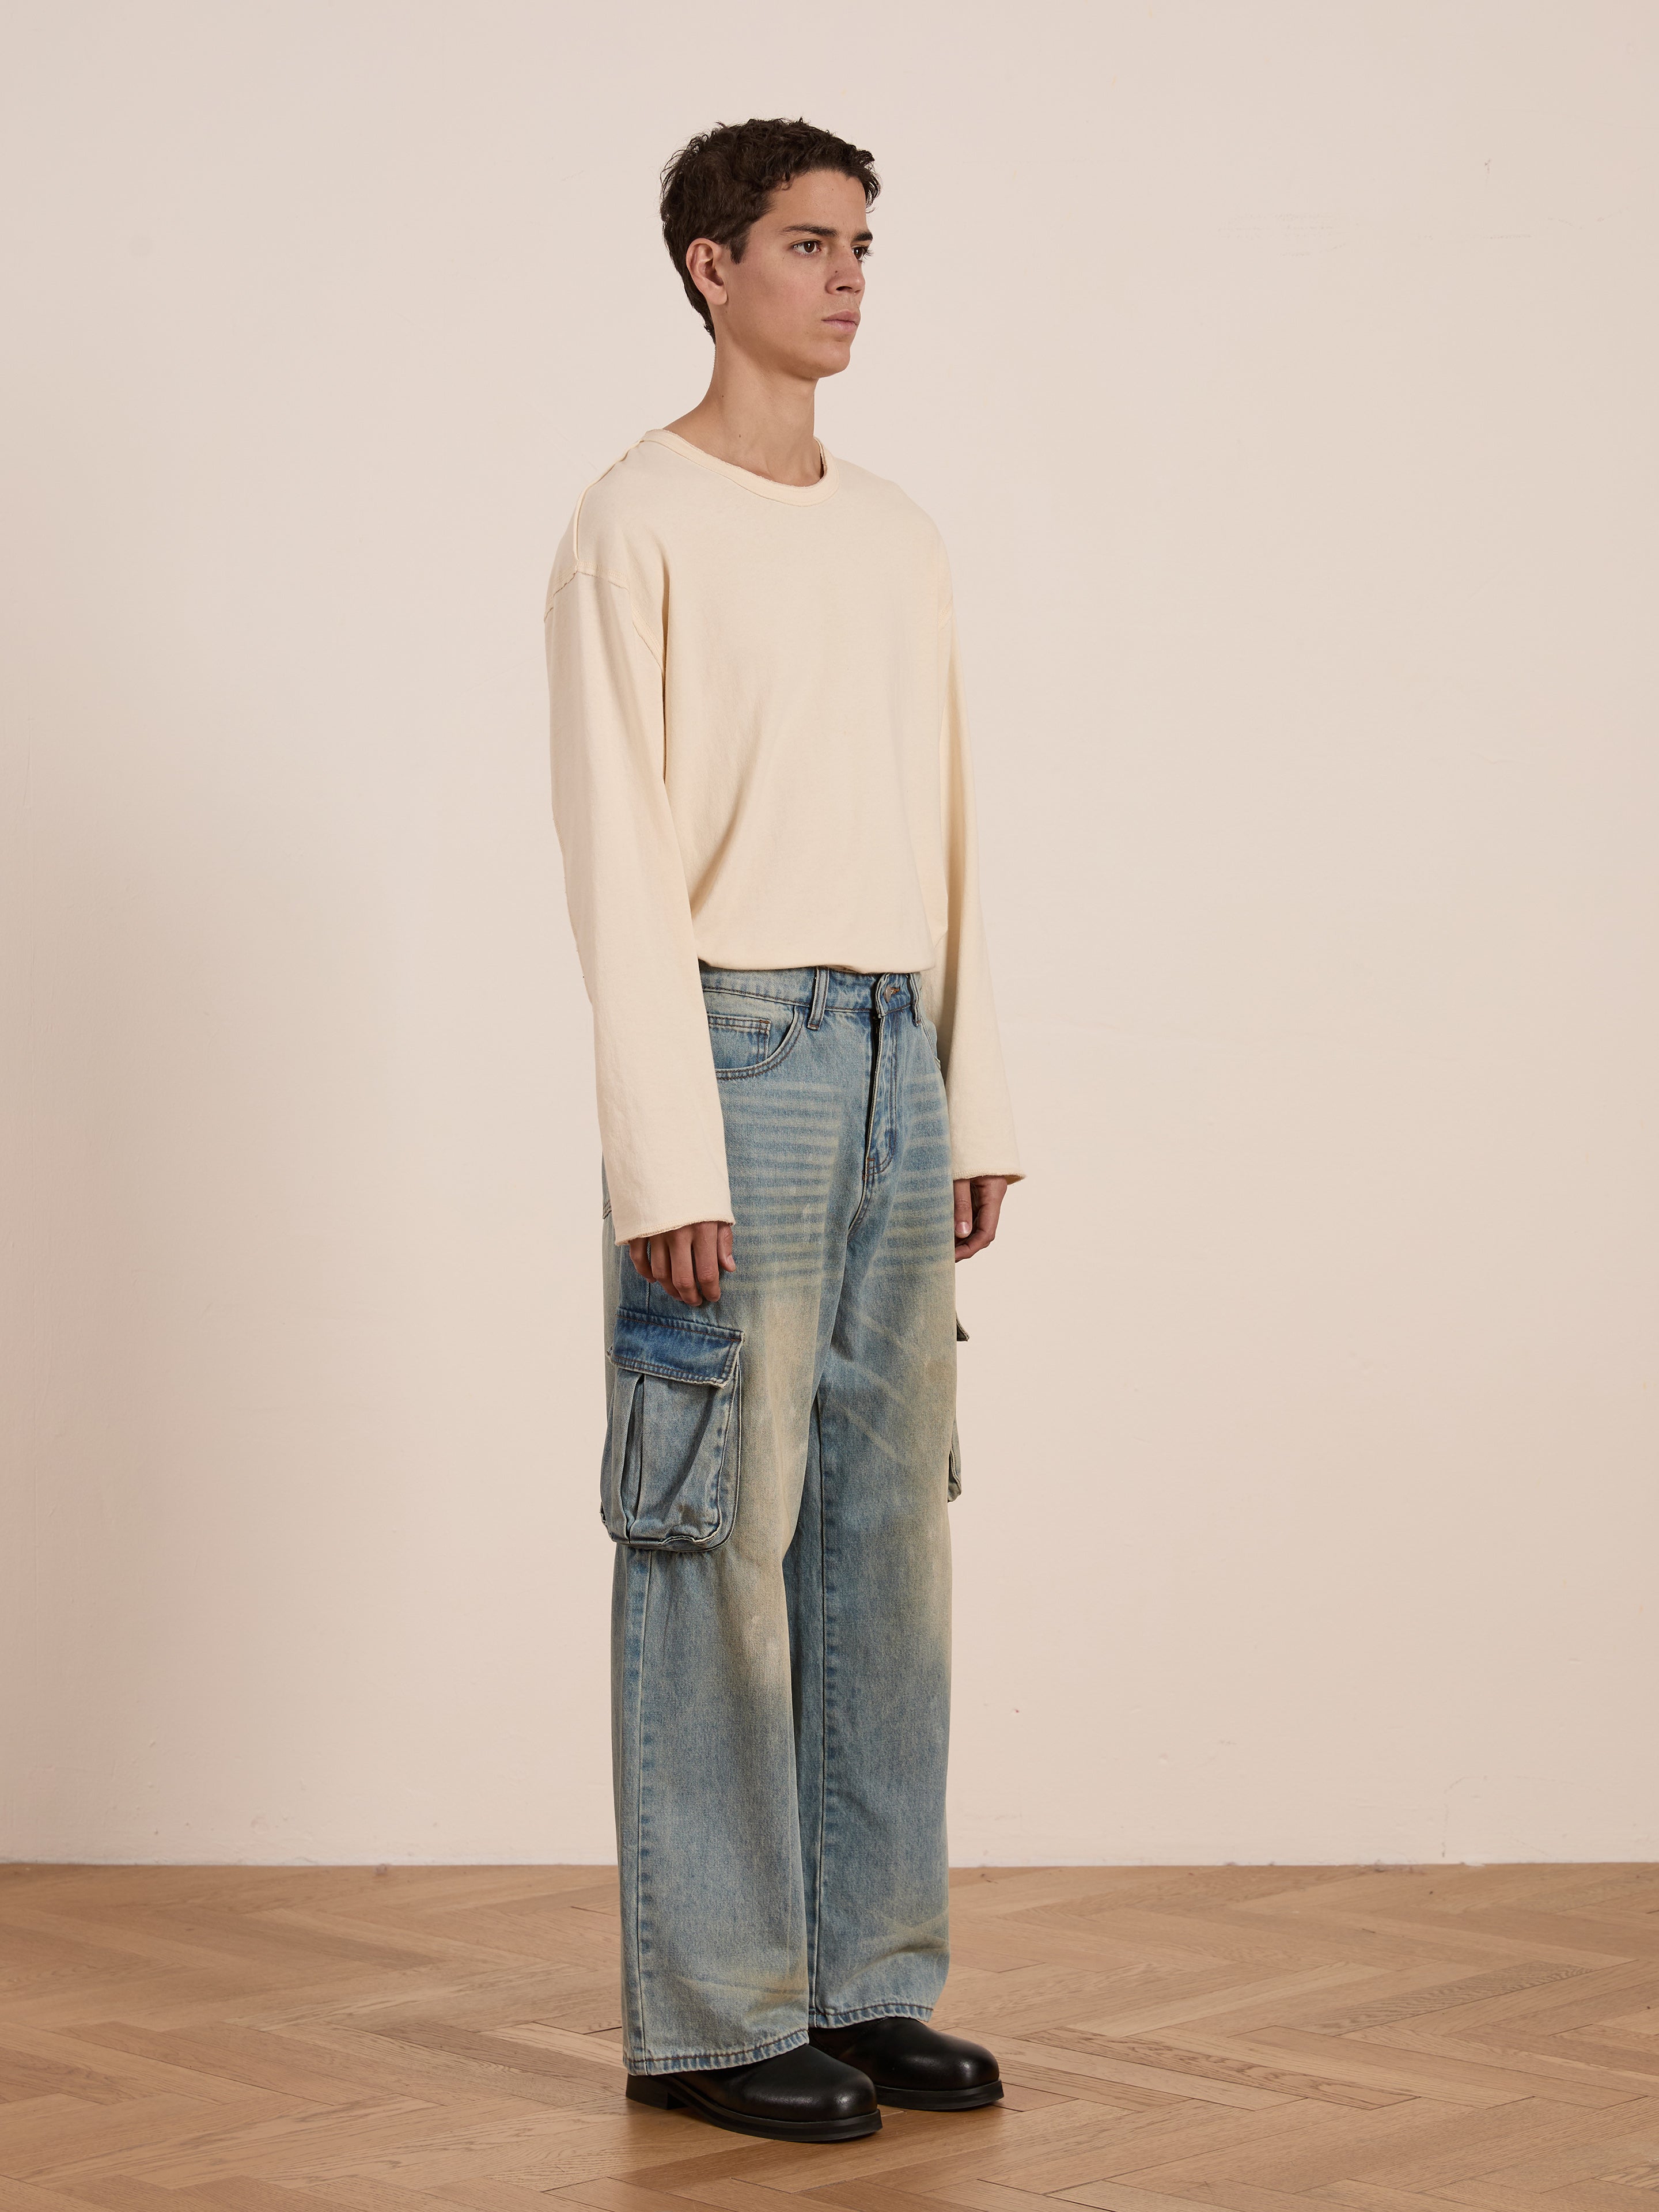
597, 963, 961, 2074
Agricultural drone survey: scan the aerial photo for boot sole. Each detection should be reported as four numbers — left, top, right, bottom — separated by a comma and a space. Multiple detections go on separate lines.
870, 2078, 1005, 2110
626, 2073, 881, 2141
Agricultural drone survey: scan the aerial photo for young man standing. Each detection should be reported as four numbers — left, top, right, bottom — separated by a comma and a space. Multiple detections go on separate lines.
543, 119, 1024, 2144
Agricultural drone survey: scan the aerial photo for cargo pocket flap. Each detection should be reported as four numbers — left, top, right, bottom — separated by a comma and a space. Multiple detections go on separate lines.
602, 1306, 745, 1550
608, 1306, 743, 1388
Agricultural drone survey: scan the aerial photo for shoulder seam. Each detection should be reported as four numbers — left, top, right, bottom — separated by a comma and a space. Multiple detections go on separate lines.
569, 438, 645, 566
545, 563, 664, 673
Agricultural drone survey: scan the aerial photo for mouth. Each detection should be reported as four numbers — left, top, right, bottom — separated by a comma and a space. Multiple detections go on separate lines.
824, 314, 859, 334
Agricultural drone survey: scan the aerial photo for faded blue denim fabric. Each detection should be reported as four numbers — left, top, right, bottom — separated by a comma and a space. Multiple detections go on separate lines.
597, 963, 963, 2074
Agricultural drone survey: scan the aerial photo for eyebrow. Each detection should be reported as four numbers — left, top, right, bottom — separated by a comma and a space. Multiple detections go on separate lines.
780, 223, 874, 243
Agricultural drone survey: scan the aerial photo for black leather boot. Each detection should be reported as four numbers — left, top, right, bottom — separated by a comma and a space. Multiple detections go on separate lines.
809, 2015, 1003, 2109
626, 2040, 881, 2140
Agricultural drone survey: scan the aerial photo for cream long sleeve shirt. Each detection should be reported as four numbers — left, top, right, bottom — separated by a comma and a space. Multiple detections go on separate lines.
543, 427, 1024, 1247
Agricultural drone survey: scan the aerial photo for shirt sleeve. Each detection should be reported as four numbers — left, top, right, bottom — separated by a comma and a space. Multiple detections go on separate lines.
918, 603, 1026, 1187
544, 563, 734, 1246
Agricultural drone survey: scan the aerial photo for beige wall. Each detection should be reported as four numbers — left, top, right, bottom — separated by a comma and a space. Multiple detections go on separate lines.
3, 0, 1656, 1866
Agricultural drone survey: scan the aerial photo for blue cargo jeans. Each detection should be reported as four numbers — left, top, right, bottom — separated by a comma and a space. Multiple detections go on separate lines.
597, 962, 964, 2074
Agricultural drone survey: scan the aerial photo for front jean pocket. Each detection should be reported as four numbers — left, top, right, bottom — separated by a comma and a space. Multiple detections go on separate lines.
601, 1306, 744, 1548
703, 990, 806, 1081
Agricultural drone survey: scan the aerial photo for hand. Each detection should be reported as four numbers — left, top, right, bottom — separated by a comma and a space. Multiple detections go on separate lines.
628, 1219, 737, 1306
953, 1176, 1007, 1261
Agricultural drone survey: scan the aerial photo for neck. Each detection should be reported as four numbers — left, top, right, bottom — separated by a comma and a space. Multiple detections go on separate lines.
664, 339, 823, 487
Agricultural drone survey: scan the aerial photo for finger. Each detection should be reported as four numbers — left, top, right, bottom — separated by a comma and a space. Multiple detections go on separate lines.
628, 1236, 651, 1281
952, 1178, 1005, 1262
649, 1234, 678, 1296
661, 1226, 696, 1304
952, 1179, 974, 1243
692, 1220, 722, 1303
719, 1222, 737, 1272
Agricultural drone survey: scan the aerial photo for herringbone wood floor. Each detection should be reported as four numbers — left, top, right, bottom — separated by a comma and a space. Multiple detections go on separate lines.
3, 1866, 1658, 2209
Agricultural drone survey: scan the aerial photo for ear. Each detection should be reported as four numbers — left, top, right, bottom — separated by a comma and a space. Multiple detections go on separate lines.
685, 238, 729, 318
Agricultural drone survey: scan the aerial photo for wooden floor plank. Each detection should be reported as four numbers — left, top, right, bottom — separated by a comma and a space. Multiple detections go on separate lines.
5, 1868, 1659, 2203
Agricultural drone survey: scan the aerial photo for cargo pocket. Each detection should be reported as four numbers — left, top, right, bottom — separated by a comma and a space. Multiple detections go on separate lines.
601, 1305, 744, 1549
948, 1313, 968, 1502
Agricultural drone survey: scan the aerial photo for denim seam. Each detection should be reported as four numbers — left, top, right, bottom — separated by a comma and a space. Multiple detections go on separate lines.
810, 2000, 937, 2029
808, 1392, 829, 2010
615, 1370, 642, 1534
609, 1353, 738, 1387
874, 1008, 898, 1177
699, 984, 807, 1010
858, 1044, 885, 1238
632, 1551, 654, 2063
613, 1310, 741, 1342
817, 1403, 841, 2015
846, 1007, 886, 1232
700, 983, 913, 1018
626, 2026, 811, 2074
713, 1358, 743, 1552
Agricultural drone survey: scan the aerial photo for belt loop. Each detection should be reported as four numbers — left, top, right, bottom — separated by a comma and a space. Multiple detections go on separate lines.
909, 970, 922, 1024
808, 965, 828, 1028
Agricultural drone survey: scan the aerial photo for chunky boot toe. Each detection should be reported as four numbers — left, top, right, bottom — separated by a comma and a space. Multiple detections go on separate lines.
626, 2041, 881, 2141
809, 2016, 1003, 2110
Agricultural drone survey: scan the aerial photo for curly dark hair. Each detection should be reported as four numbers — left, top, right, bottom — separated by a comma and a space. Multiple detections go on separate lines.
660, 117, 880, 340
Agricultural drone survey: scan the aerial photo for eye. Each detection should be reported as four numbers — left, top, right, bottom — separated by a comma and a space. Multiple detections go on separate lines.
791, 239, 821, 255
854, 244, 871, 260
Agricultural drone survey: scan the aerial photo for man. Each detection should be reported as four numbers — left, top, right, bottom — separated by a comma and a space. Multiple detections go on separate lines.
543, 118, 1024, 2144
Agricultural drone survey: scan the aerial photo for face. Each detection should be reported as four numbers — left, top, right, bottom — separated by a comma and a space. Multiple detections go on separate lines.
687, 168, 871, 378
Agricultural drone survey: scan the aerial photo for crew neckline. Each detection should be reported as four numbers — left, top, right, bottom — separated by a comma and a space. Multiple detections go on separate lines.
642, 427, 840, 505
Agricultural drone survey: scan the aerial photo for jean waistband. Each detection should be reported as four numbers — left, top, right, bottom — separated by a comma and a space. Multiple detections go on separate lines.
698, 960, 921, 1025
